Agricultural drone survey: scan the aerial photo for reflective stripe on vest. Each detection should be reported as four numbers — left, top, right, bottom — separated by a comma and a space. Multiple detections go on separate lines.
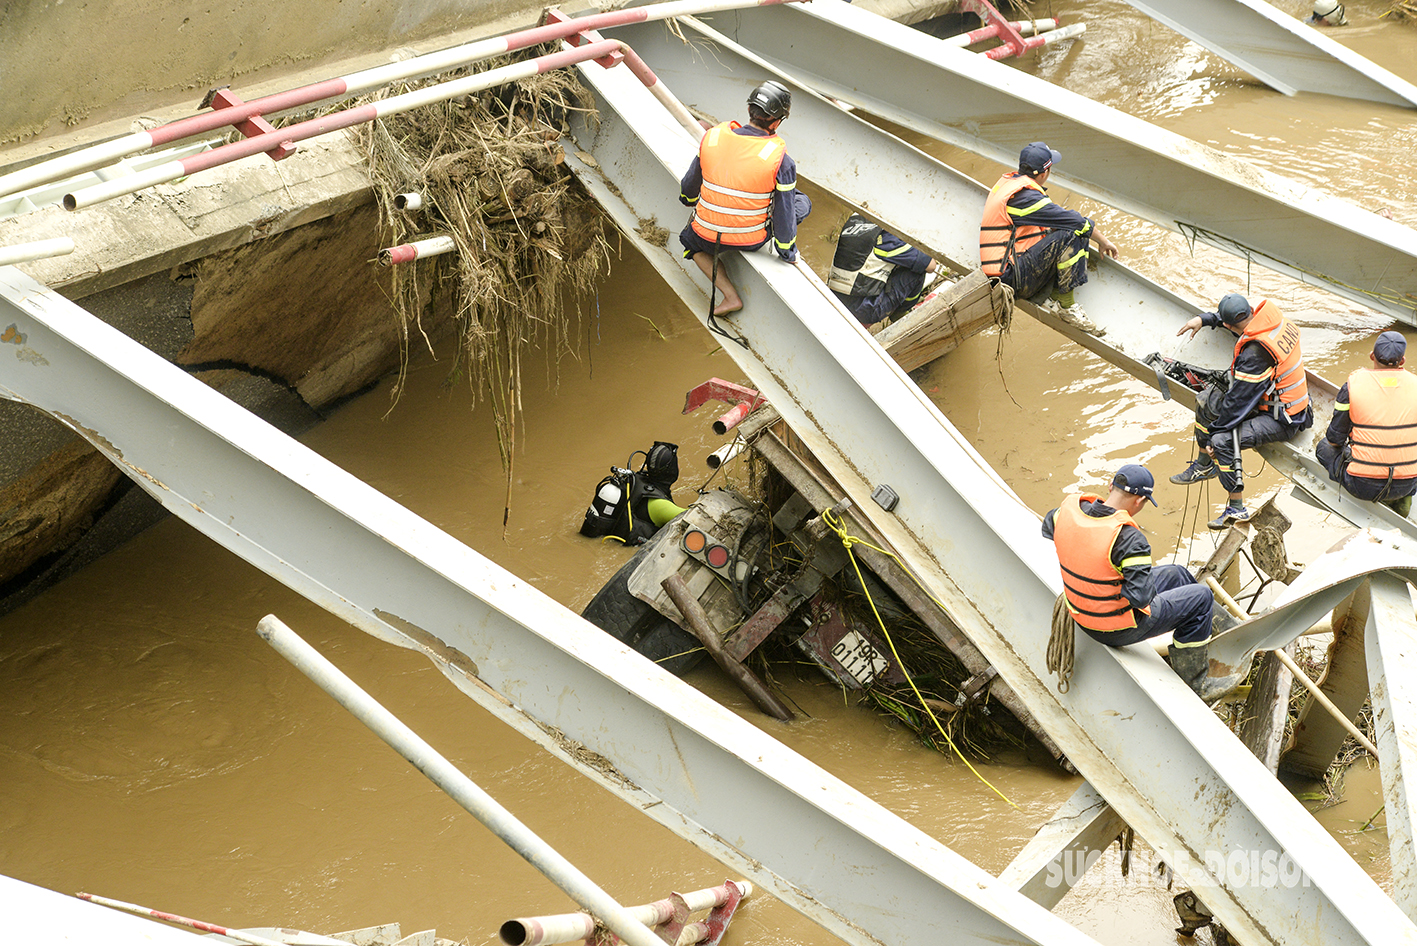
1054, 494, 1148, 632
827, 215, 896, 297
689, 122, 786, 247
1233, 299, 1309, 419
980, 173, 1047, 277
1347, 367, 1417, 480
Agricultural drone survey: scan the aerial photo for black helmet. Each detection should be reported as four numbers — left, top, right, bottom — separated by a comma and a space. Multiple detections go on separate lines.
747, 80, 792, 122
639, 441, 680, 487
1217, 292, 1252, 325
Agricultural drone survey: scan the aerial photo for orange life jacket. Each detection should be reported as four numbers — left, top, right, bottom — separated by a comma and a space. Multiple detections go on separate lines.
689, 122, 786, 248
1233, 299, 1309, 420
1346, 367, 1417, 480
1054, 494, 1149, 632
980, 173, 1047, 277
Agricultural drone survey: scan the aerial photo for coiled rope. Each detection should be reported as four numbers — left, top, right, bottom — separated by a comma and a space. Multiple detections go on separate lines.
1047, 592, 1075, 693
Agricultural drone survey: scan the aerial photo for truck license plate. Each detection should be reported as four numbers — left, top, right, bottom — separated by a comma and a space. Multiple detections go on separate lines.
831, 630, 889, 687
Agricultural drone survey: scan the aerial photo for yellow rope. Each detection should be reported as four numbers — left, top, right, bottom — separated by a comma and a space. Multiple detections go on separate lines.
820, 508, 1018, 809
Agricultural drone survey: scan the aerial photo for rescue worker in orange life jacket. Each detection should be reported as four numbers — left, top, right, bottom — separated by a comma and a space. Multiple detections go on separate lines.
1172, 293, 1313, 530
979, 142, 1118, 336
1043, 464, 1216, 697
1316, 331, 1417, 518
678, 80, 813, 317
827, 214, 939, 326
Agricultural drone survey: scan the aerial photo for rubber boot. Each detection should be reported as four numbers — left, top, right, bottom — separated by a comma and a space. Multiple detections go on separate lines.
1383, 494, 1414, 519
1168, 641, 1210, 698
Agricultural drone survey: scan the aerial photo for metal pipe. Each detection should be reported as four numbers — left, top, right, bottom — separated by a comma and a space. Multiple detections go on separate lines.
0, 0, 803, 200
983, 22, 1086, 60
712, 400, 756, 435
706, 441, 744, 469
63, 42, 618, 210
501, 881, 752, 946
254, 615, 664, 946
75, 893, 293, 946
1204, 575, 1379, 756
0, 237, 75, 266
1273, 646, 1380, 758
393, 192, 424, 211
1203, 575, 1248, 620
940, 18, 1058, 47
65, 38, 703, 211
378, 235, 456, 266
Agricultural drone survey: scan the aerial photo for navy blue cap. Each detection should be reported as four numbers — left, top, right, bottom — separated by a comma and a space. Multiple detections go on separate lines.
1112, 464, 1157, 506
1019, 142, 1061, 175
1375, 331, 1407, 366
1217, 292, 1252, 325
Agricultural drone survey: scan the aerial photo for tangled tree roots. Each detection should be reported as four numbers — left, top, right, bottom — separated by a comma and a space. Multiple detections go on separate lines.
357, 54, 612, 471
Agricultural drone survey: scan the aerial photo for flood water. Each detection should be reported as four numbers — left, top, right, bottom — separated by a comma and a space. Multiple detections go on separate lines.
2, 2, 1416, 944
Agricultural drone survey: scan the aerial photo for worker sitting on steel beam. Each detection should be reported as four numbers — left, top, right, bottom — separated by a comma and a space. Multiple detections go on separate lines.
1315, 331, 1417, 518
1171, 293, 1313, 530
1307, 0, 1348, 26
1043, 465, 1218, 698
979, 141, 1118, 337
827, 214, 940, 326
678, 80, 813, 317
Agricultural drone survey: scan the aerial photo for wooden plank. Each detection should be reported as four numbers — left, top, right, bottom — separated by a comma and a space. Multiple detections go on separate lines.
871, 269, 1004, 373
1239, 645, 1295, 774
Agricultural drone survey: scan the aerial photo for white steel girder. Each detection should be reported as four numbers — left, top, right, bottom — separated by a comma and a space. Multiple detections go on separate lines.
0, 266, 1111, 946
563, 51, 1417, 945
1120, 0, 1417, 107
1365, 572, 1417, 922
646, 0, 1417, 325
605, 17, 1416, 541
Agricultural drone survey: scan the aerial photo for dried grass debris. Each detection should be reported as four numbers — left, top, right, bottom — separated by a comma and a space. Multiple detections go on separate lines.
356, 54, 612, 475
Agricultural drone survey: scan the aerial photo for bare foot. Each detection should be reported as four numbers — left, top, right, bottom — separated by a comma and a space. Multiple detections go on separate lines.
712, 297, 743, 317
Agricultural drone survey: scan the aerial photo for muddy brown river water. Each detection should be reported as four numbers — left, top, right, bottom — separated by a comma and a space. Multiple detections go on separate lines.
3, 2, 1417, 944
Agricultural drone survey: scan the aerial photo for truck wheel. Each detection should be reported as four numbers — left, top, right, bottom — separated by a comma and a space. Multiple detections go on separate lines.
581, 553, 706, 676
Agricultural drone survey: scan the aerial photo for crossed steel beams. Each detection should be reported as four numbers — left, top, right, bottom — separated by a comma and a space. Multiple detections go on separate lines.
565, 49, 1417, 944
667, 0, 1417, 325
0, 264, 1115, 946
619, 15, 1417, 923
608, 15, 1416, 541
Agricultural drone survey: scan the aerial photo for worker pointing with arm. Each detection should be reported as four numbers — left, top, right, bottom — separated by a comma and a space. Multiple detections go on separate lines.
1171, 293, 1313, 529
678, 80, 812, 317
1043, 464, 1217, 698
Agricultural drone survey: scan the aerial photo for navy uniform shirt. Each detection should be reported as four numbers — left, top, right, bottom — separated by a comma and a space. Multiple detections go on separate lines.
1005, 175, 1096, 242
1197, 312, 1313, 434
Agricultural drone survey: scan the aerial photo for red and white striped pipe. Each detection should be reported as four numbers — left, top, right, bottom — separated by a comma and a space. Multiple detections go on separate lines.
983, 22, 1086, 60
500, 881, 752, 946
0, 0, 801, 200
379, 235, 456, 266
75, 893, 292, 946
66, 39, 698, 210
941, 18, 1058, 47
